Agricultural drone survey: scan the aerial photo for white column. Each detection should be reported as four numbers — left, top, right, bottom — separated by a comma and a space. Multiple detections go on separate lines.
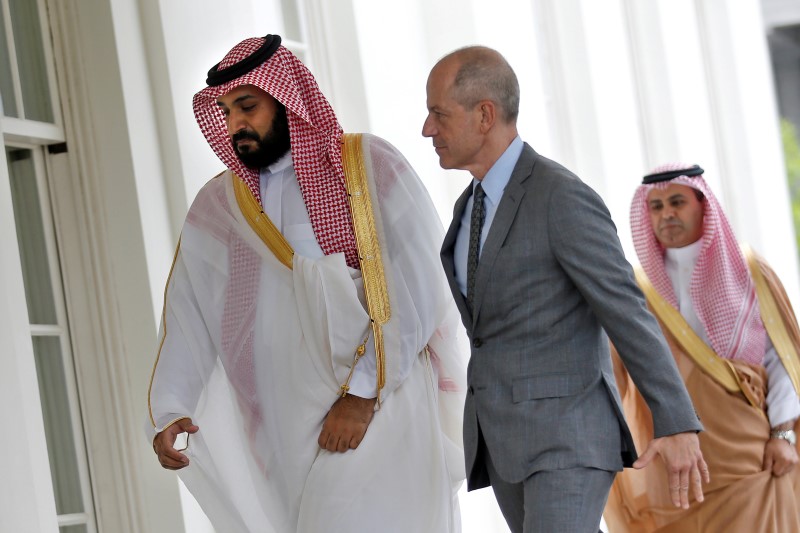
623, 0, 722, 175
348, 0, 479, 220
46, 1, 188, 531
0, 127, 59, 533
530, 0, 648, 256
304, 0, 371, 133
697, 0, 800, 302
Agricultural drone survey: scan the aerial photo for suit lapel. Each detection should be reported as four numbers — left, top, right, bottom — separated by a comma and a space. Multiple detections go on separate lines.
472, 144, 537, 324
441, 183, 473, 325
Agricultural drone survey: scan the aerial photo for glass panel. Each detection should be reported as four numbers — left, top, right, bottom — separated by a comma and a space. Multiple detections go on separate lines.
32, 336, 85, 516
280, 0, 302, 41
8, 0, 53, 122
0, 6, 19, 117
60, 525, 88, 533
7, 147, 58, 324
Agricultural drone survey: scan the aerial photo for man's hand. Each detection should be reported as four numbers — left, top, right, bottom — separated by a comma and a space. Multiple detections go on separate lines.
633, 431, 709, 509
153, 417, 199, 470
764, 437, 798, 477
317, 394, 375, 452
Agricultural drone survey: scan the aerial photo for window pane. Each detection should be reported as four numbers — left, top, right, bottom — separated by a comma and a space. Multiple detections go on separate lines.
280, 0, 302, 41
7, 147, 58, 324
32, 336, 86, 516
8, 0, 53, 122
0, 7, 19, 117
60, 525, 88, 533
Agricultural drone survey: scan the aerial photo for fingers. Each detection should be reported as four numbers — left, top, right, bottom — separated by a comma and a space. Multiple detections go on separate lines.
177, 419, 200, 434
666, 461, 693, 509
632, 444, 657, 470
154, 435, 190, 470
763, 440, 798, 477
318, 423, 363, 452
763, 450, 774, 474
668, 468, 681, 508
153, 419, 195, 470
679, 468, 690, 509
317, 428, 328, 449
772, 448, 798, 477
691, 466, 704, 504
317, 395, 375, 453
158, 452, 190, 470
699, 457, 711, 484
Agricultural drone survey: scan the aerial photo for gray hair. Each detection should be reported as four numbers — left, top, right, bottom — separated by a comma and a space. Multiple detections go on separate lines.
445, 46, 520, 123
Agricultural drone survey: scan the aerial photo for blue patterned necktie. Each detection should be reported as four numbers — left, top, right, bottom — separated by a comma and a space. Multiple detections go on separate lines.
467, 183, 486, 310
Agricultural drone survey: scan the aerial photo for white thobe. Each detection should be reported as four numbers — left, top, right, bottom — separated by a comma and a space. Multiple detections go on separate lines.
148, 134, 467, 532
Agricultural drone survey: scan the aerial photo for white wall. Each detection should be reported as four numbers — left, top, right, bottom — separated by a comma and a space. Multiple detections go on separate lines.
762, 0, 800, 28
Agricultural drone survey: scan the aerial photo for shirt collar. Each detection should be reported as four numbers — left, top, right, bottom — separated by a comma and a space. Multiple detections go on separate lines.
473, 136, 523, 205
664, 237, 703, 267
262, 150, 294, 177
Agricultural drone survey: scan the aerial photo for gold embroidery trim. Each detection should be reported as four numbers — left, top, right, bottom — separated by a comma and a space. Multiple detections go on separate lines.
342, 133, 391, 402
233, 173, 294, 270
742, 244, 800, 394
635, 267, 761, 408
148, 237, 183, 427
339, 335, 370, 398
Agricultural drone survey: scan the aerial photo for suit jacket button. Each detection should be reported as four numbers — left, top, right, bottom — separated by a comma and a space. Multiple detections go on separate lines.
472, 338, 482, 348
468, 386, 474, 394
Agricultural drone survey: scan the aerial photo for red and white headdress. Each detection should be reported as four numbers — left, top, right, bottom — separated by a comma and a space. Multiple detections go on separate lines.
193, 35, 359, 269
630, 163, 766, 365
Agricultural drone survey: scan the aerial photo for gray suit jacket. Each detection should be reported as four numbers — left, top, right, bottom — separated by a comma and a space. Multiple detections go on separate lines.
441, 144, 702, 489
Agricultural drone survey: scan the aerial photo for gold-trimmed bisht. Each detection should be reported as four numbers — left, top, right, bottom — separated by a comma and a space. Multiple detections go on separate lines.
234, 156, 391, 403
148, 236, 183, 428
147, 237, 194, 450
635, 267, 763, 410
233, 173, 294, 269
342, 133, 392, 405
742, 244, 800, 395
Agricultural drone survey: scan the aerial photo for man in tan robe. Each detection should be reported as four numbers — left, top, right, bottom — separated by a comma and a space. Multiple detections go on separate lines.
605, 163, 800, 532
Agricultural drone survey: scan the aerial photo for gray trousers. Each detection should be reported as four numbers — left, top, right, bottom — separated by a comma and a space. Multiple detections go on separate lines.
483, 441, 614, 533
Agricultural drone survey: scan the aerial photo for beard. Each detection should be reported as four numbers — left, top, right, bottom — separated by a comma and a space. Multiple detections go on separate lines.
232, 104, 291, 170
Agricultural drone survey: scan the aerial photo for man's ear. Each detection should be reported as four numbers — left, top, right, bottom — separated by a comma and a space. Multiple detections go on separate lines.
478, 101, 496, 133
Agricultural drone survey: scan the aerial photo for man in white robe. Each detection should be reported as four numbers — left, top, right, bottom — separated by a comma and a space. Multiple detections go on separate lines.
147, 34, 467, 533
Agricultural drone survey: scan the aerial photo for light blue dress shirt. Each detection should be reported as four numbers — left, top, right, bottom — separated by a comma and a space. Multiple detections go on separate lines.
454, 136, 524, 297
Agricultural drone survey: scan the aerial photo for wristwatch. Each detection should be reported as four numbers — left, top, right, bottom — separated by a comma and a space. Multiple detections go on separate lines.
770, 429, 797, 446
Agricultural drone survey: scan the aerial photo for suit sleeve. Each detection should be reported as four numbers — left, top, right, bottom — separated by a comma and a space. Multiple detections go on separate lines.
547, 177, 703, 437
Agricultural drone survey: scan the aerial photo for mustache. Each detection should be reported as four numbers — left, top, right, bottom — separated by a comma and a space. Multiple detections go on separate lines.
659, 221, 683, 230
232, 130, 261, 143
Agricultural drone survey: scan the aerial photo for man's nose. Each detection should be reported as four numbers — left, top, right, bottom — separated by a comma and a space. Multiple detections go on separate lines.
226, 112, 246, 136
421, 116, 436, 138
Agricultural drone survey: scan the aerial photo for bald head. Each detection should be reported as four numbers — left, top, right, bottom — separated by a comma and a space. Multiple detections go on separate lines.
434, 46, 520, 124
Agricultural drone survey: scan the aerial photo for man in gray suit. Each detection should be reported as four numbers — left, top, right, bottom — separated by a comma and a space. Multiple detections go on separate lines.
422, 46, 709, 533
